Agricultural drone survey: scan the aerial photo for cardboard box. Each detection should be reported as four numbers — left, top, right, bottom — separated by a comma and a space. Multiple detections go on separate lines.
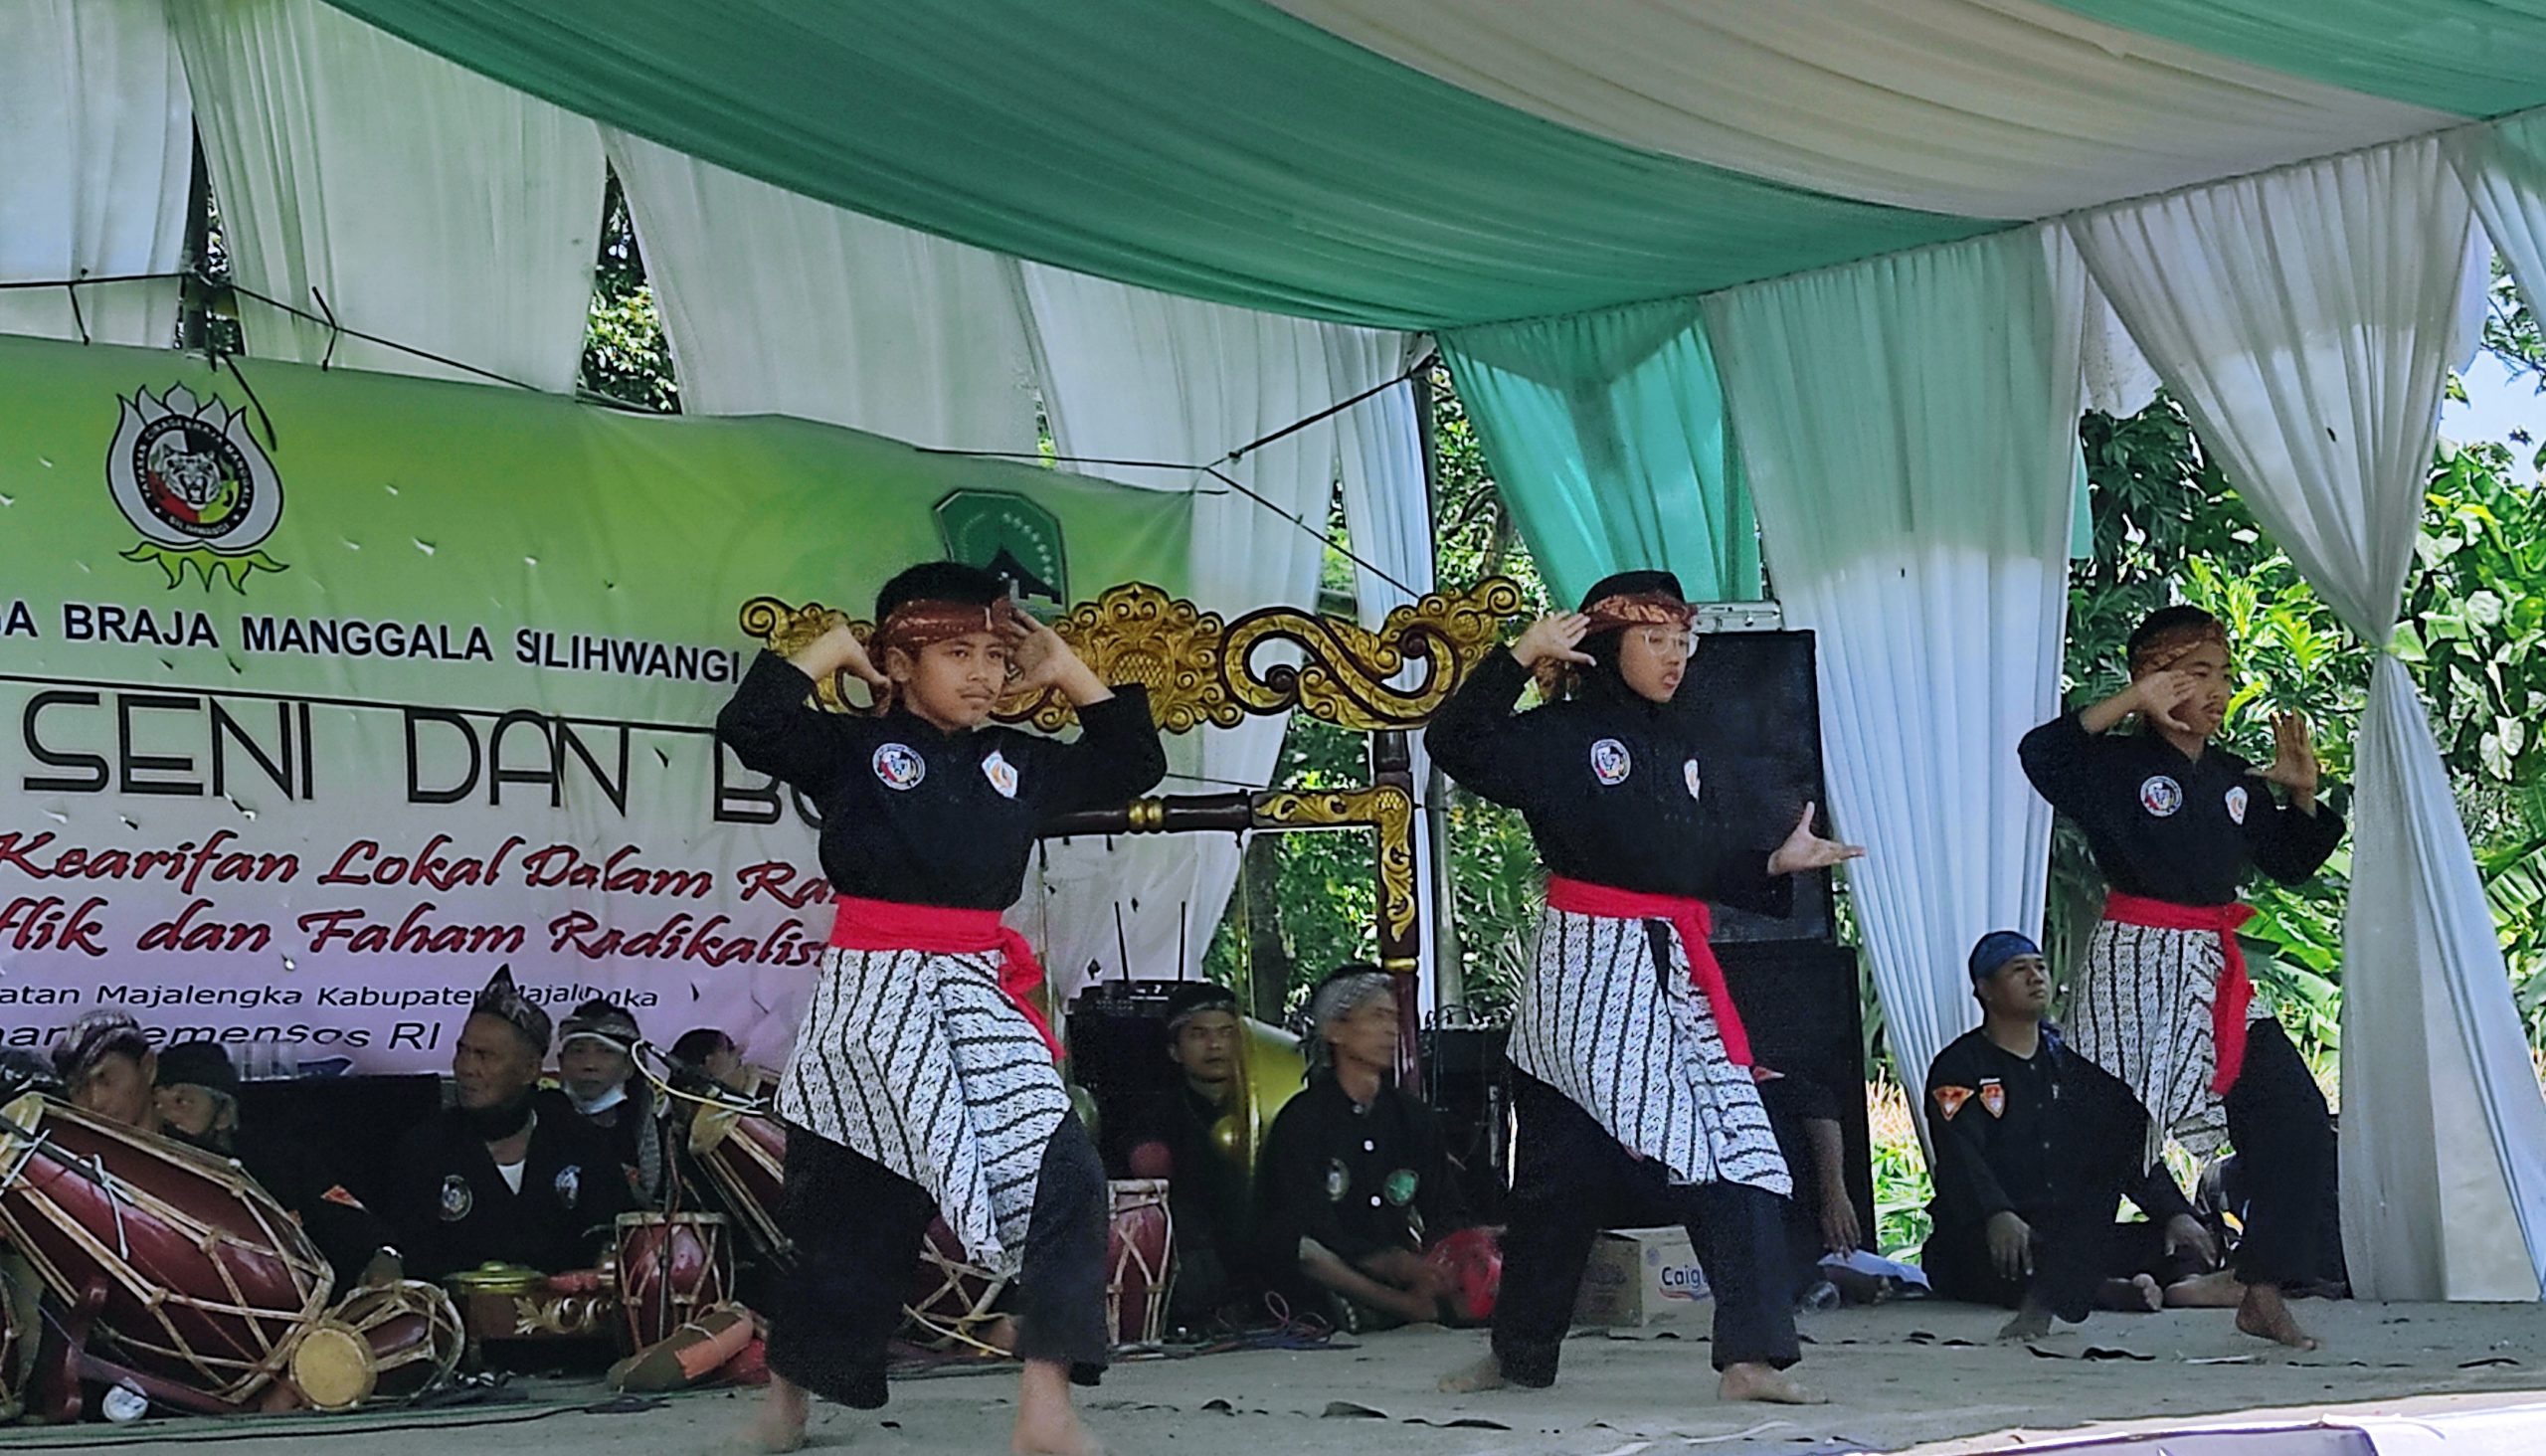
1571, 1226, 1711, 1328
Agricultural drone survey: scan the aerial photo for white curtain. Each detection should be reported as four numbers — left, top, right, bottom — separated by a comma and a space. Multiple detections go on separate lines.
2449, 108, 2546, 330
0, 0, 192, 346
2072, 138, 2546, 1302
1328, 326, 1440, 1008
1018, 267, 1360, 1009
602, 131, 1040, 452
1706, 227, 2085, 1098
172, 0, 602, 390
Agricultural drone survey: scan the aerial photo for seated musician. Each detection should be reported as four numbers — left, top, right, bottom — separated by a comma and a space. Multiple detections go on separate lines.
1751, 1064, 1861, 1306
387, 968, 636, 1282
51, 1010, 162, 1133
668, 1026, 762, 1097
1922, 932, 2217, 1339
1258, 967, 1468, 1332
1112, 982, 1264, 1329
556, 999, 664, 1206
151, 1040, 404, 1292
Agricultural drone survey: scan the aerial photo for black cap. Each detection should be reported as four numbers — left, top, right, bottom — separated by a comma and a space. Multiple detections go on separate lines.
1577, 569, 1687, 613
1164, 982, 1240, 1030
875, 560, 1008, 622
156, 1039, 242, 1099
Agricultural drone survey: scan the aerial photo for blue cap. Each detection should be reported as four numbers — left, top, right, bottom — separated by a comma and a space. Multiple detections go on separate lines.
1968, 931, 2043, 985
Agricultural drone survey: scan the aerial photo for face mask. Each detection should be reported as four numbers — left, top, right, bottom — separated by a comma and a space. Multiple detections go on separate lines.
568, 1084, 628, 1117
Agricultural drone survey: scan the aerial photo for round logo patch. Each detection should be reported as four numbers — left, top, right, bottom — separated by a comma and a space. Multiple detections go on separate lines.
1324, 1159, 1350, 1203
437, 1174, 472, 1222
2138, 775, 2183, 819
1383, 1169, 1419, 1207
1683, 758, 1703, 800
2225, 785, 2250, 824
1590, 738, 1632, 786
554, 1165, 582, 1208
871, 743, 926, 791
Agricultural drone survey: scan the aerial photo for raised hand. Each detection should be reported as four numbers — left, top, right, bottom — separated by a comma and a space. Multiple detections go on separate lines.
2250, 711, 2320, 800
1510, 612, 1593, 671
1766, 804, 1866, 876
1000, 603, 1109, 704
792, 618, 887, 689
2133, 670, 2201, 735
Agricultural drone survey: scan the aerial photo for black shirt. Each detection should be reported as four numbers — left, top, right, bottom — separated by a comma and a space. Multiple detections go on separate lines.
716, 650, 1168, 907
387, 1090, 638, 1281
1426, 651, 1789, 914
1922, 1026, 2192, 1234
1257, 1074, 1465, 1267
2019, 711, 2343, 907
1116, 1083, 1257, 1274
229, 1126, 396, 1291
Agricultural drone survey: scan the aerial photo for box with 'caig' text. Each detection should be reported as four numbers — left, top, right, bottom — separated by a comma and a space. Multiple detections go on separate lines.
1571, 1226, 1710, 1328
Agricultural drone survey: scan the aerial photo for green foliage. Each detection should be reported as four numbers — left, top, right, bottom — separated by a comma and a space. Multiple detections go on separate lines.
580, 171, 680, 414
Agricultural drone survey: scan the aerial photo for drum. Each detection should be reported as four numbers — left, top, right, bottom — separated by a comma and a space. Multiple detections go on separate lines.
612, 1212, 732, 1351
0, 1249, 36, 1421
1423, 1226, 1503, 1323
1103, 1180, 1174, 1347
901, 1217, 1007, 1353
686, 1106, 790, 1267
0, 1094, 330, 1408
286, 1280, 463, 1410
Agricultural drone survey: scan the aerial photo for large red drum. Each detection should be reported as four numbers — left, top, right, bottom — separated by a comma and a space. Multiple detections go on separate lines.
901, 1217, 1007, 1353
685, 1106, 790, 1267
613, 1212, 732, 1350
1104, 1180, 1174, 1347
0, 1094, 330, 1408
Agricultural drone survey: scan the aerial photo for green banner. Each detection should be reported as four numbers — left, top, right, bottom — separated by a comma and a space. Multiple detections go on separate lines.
0, 333, 1189, 1072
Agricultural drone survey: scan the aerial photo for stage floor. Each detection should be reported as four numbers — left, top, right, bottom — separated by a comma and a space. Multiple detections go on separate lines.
6, 1301, 2538, 1453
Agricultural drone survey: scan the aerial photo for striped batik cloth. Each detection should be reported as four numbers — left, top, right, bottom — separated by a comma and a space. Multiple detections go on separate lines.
1509, 908, 1790, 1197
774, 946, 1066, 1275
2065, 919, 2260, 1165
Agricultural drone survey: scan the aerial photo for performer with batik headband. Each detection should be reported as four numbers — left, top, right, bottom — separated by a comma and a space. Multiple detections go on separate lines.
715, 561, 1165, 1456
1428, 570, 1863, 1405
2020, 604, 2343, 1349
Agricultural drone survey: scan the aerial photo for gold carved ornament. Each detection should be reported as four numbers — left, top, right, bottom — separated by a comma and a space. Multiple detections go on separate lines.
736, 578, 1526, 733
1256, 785, 1419, 969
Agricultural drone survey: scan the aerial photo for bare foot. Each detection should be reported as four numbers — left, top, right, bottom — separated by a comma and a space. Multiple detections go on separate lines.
1718, 1362, 1825, 1404
1438, 1354, 1509, 1393
1996, 1297, 2055, 1342
2094, 1274, 2163, 1313
2164, 1268, 2245, 1309
1012, 1361, 1098, 1456
2236, 1283, 2318, 1350
736, 1375, 807, 1454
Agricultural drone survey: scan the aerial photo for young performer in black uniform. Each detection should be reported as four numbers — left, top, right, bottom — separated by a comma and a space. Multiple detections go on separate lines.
2020, 605, 2342, 1348
1921, 932, 2216, 1338
1429, 571, 1862, 1404
716, 561, 1165, 1455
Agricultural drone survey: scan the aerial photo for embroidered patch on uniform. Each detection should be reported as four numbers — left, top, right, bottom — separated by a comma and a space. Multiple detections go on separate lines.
319, 1183, 364, 1210
2225, 785, 2249, 824
554, 1164, 581, 1208
871, 743, 925, 791
1590, 738, 1632, 785
1932, 1086, 1972, 1121
1979, 1079, 2007, 1118
982, 749, 1019, 799
2139, 774, 2183, 818
1684, 758, 1703, 800
1383, 1169, 1419, 1207
1324, 1159, 1350, 1202
437, 1174, 472, 1222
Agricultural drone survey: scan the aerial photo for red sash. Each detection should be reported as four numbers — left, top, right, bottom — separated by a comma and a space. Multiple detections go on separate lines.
827, 896, 1059, 1060
2101, 891, 2255, 1093
1545, 876, 1750, 1067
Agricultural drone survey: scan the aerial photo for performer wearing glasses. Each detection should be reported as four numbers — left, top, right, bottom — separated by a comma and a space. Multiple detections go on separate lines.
715, 561, 1165, 1455
1429, 570, 1861, 1404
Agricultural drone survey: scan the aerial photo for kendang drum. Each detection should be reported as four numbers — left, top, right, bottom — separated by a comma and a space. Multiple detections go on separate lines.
902, 1217, 1007, 1353
286, 1280, 463, 1411
1103, 1180, 1174, 1347
0, 1094, 330, 1408
612, 1212, 732, 1350
685, 1106, 791, 1267
1423, 1226, 1503, 1323
0, 1251, 35, 1421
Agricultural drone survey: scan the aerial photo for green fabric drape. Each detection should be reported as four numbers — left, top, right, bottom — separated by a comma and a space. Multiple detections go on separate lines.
2036, 0, 2546, 118
1439, 299, 1759, 607
314, 0, 1990, 330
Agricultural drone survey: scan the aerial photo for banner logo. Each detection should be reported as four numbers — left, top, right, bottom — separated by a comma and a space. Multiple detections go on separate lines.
107, 385, 288, 591
936, 490, 1065, 607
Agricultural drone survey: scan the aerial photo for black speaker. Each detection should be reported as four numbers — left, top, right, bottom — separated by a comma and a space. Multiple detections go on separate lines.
1719, 939, 1876, 1247
1422, 1025, 1512, 1221
1677, 630, 1834, 944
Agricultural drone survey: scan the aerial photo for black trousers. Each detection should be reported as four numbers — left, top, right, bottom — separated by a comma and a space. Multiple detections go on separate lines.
765, 1112, 1110, 1409
2214, 1018, 2337, 1287
1924, 1215, 2205, 1315
1491, 1071, 1799, 1386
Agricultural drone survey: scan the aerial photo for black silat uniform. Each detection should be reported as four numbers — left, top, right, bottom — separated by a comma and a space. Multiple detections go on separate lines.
1257, 1074, 1465, 1328
387, 1089, 636, 1281
1111, 1084, 1261, 1328
1921, 1027, 2198, 1317
716, 648, 1166, 1408
2019, 710, 2344, 1287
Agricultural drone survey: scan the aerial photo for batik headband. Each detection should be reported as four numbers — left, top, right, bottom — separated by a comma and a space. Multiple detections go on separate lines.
559, 1001, 640, 1054
52, 1009, 150, 1084
471, 966, 552, 1054
2128, 617, 2230, 675
1536, 589, 1697, 698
